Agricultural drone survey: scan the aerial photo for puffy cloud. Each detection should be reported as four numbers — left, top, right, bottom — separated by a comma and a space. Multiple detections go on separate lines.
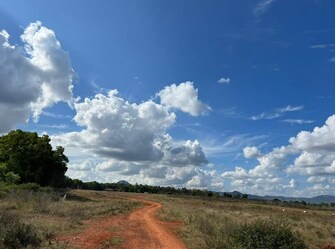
53, 90, 176, 162
0, 21, 74, 133
283, 179, 297, 189
157, 82, 211, 116
222, 114, 335, 195
69, 160, 96, 171
289, 115, 335, 153
52, 90, 209, 180
217, 77, 230, 84
243, 146, 262, 159
306, 176, 327, 183
162, 140, 208, 166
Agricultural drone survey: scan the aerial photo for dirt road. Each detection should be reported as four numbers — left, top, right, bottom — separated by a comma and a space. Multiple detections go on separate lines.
58, 199, 186, 249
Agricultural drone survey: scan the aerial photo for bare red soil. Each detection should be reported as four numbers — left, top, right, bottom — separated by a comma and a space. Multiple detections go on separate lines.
57, 199, 186, 249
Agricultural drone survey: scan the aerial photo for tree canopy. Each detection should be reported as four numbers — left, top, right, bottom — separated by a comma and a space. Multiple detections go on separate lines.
0, 130, 68, 187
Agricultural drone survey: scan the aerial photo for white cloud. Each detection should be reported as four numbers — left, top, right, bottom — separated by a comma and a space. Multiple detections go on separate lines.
283, 179, 297, 189
281, 119, 314, 125
254, 0, 277, 16
310, 43, 335, 49
0, 21, 74, 133
250, 112, 281, 120
157, 82, 211, 116
49, 84, 217, 188
278, 105, 304, 113
222, 114, 335, 195
202, 134, 267, 156
53, 90, 176, 162
289, 115, 335, 153
249, 105, 304, 121
162, 140, 208, 166
306, 176, 327, 183
217, 77, 230, 85
243, 146, 262, 159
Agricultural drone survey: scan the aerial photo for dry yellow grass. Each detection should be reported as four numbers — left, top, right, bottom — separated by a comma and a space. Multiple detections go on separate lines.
154, 195, 335, 249
1, 189, 334, 248
0, 189, 140, 248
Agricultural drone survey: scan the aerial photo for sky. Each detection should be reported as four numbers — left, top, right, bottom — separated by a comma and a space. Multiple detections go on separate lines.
0, 0, 335, 197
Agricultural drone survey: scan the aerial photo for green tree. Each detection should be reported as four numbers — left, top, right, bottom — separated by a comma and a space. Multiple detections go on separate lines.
0, 130, 68, 187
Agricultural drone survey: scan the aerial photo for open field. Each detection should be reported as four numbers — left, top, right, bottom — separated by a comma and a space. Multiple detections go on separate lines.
0, 189, 141, 248
1, 189, 335, 248
153, 194, 335, 249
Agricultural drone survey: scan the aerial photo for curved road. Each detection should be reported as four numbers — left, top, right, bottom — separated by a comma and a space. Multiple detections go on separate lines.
124, 200, 186, 249
58, 199, 186, 249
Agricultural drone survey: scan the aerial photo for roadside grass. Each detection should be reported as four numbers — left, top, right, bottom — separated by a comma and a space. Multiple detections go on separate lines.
99, 236, 123, 249
0, 188, 140, 248
156, 195, 335, 249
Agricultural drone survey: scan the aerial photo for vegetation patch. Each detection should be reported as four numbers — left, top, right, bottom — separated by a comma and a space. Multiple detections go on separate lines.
233, 219, 307, 249
0, 211, 41, 249
99, 236, 124, 249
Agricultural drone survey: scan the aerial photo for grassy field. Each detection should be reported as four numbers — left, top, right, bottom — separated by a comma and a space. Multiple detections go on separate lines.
0, 188, 140, 248
1, 189, 335, 248
154, 195, 335, 249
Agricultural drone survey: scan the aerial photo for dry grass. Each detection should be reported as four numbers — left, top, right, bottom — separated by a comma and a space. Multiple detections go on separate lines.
1, 189, 335, 248
0, 189, 140, 248
155, 195, 335, 249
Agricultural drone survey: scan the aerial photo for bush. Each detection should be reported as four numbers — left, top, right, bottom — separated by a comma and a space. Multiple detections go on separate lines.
233, 219, 307, 249
0, 211, 41, 248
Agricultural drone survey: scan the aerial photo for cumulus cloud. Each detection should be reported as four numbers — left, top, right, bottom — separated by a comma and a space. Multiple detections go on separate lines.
51, 89, 211, 185
217, 77, 230, 85
53, 90, 176, 162
157, 82, 211, 116
223, 114, 335, 195
162, 140, 208, 166
243, 146, 262, 159
0, 21, 74, 133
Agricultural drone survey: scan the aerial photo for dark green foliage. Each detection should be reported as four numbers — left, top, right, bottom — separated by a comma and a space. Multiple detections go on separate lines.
0, 211, 41, 248
233, 220, 307, 249
0, 130, 68, 187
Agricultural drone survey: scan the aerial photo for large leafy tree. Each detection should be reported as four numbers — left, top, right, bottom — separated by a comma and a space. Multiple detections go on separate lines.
0, 130, 68, 187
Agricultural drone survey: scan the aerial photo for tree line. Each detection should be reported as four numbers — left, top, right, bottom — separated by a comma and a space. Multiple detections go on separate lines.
0, 130, 248, 199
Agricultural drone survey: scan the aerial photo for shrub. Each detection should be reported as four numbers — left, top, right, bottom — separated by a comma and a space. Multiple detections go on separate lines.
0, 211, 41, 248
233, 219, 307, 249
187, 210, 239, 249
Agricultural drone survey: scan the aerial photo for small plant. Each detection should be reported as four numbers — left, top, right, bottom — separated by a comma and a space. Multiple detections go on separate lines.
233, 219, 307, 249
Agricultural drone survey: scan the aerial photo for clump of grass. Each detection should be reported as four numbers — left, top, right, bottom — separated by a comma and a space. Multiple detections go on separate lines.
99, 236, 123, 249
233, 219, 307, 249
189, 211, 238, 249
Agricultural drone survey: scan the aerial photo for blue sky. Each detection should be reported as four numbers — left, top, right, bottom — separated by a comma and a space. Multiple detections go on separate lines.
1, 0, 335, 196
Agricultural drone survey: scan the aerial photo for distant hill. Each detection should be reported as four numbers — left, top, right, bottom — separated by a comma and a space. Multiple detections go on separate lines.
222, 191, 335, 204
257, 194, 335, 204
117, 180, 131, 185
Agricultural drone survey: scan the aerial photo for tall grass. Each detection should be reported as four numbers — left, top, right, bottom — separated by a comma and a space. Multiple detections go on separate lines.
0, 189, 140, 248
157, 195, 335, 249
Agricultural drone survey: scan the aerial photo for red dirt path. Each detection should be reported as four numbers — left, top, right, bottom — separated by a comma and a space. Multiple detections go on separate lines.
57, 199, 186, 249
